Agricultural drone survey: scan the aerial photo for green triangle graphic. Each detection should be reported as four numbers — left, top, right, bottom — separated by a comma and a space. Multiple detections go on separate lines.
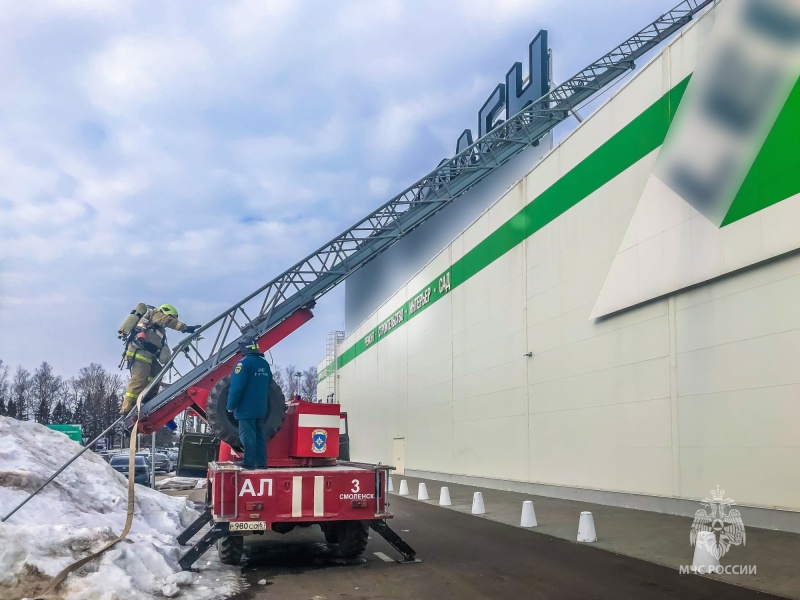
722, 76, 800, 227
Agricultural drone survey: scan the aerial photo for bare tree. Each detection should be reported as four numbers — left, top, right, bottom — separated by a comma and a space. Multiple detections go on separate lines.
272, 364, 287, 398
31, 362, 62, 424
0, 359, 9, 416
73, 364, 124, 440
12, 366, 32, 421
61, 377, 80, 421
280, 364, 300, 399
300, 367, 317, 402
269, 364, 317, 401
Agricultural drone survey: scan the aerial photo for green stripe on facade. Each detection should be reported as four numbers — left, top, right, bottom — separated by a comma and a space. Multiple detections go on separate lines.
334, 76, 690, 372
317, 362, 335, 384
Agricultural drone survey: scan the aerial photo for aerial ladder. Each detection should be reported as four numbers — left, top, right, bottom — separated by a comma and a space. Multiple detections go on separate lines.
3, 0, 713, 577
130, 0, 713, 437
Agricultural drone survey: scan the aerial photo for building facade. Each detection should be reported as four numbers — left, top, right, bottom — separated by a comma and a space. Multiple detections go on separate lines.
321, 2, 800, 529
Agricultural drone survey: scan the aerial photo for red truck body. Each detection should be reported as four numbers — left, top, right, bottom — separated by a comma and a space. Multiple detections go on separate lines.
210, 462, 391, 527
169, 309, 416, 569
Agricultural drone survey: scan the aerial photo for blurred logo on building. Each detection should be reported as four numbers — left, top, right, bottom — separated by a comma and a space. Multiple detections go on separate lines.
593, 0, 800, 319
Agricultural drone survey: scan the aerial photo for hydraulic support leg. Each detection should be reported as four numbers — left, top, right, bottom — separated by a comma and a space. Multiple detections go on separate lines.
177, 507, 213, 546
369, 520, 419, 562
178, 522, 228, 570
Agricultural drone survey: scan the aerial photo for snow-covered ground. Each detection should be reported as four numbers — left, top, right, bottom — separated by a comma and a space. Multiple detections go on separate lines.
0, 417, 243, 600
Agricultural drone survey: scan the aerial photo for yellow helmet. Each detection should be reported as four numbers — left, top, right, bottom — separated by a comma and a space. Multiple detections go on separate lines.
159, 304, 179, 318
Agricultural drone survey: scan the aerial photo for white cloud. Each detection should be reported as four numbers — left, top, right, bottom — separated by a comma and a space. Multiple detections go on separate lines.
85, 35, 213, 114
368, 176, 390, 197
214, 0, 299, 41
0, 0, 679, 378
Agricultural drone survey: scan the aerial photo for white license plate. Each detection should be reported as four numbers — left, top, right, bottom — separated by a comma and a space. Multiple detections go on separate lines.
229, 521, 267, 531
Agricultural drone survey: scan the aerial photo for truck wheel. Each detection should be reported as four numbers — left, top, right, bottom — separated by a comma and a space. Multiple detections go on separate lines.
335, 521, 368, 558
320, 523, 338, 544
217, 535, 243, 565
206, 375, 287, 450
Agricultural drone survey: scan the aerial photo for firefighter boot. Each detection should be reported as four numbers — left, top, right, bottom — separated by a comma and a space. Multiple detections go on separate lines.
120, 394, 136, 414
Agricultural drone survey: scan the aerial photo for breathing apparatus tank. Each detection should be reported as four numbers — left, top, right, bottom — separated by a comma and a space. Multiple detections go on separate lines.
118, 303, 148, 339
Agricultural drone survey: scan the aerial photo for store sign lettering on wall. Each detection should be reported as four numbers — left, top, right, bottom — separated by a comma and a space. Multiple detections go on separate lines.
361, 269, 453, 349
453, 31, 550, 156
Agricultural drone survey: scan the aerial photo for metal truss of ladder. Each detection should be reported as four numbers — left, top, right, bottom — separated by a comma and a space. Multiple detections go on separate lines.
140, 0, 713, 418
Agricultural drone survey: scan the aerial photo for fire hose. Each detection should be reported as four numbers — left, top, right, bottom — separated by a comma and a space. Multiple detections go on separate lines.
1, 344, 189, 600
29, 408, 143, 600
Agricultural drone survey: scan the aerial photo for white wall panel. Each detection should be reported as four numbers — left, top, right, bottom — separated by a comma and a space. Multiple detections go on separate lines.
454, 416, 528, 481
680, 447, 800, 510
487, 180, 525, 231
679, 385, 800, 449
531, 398, 672, 450
529, 357, 670, 415
761, 194, 800, 258
334, 3, 800, 513
453, 385, 527, 424
525, 148, 561, 203
676, 275, 800, 353
453, 358, 527, 401
677, 329, 800, 396
675, 247, 800, 311
528, 300, 666, 357
407, 422, 454, 474
531, 444, 674, 496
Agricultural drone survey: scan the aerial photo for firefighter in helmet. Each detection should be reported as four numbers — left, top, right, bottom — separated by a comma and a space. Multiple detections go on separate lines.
119, 304, 200, 414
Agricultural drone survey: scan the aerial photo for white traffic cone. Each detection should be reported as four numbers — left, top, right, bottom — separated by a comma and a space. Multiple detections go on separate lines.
691, 531, 720, 574
399, 479, 409, 496
418, 482, 429, 500
577, 511, 597, 542
471, 492, 486, 515
520, 500, 537, 527
387, 477, 394, 493
439, 486, 452, 506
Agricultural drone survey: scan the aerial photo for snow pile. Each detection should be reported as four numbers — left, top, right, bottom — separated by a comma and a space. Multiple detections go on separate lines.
0, 417, 242, 600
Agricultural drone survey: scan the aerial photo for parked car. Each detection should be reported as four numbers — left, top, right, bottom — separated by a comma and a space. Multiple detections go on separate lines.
154, 452, 173, 473
138, 452, 172, 474
110, 455, 151, 486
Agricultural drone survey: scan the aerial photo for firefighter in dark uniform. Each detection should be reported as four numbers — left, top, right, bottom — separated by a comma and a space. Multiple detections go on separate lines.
119, 304, 200, 414
227, 335, 272, 469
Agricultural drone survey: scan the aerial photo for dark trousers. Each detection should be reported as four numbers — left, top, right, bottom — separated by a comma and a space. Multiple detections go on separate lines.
238, 418, 268, 469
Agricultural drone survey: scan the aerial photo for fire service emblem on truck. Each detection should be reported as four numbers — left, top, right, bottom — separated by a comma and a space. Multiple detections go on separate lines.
312, 429, 328, 453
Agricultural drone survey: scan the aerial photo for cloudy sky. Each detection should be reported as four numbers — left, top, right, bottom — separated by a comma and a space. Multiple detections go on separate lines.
0, 0, 679, 380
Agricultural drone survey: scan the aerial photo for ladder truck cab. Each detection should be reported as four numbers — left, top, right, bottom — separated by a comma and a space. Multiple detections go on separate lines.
185, 397, 407, 568
129, 308, 416, 569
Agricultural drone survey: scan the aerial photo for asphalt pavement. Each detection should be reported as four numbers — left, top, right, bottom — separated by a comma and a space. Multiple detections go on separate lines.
229, 495, 783, 600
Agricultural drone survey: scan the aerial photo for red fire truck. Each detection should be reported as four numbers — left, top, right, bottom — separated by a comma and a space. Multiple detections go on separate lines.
128, 308, 416, 569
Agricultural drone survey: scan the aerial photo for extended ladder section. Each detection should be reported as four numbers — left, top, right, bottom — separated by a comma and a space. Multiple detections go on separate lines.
136, 0, 713, 424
